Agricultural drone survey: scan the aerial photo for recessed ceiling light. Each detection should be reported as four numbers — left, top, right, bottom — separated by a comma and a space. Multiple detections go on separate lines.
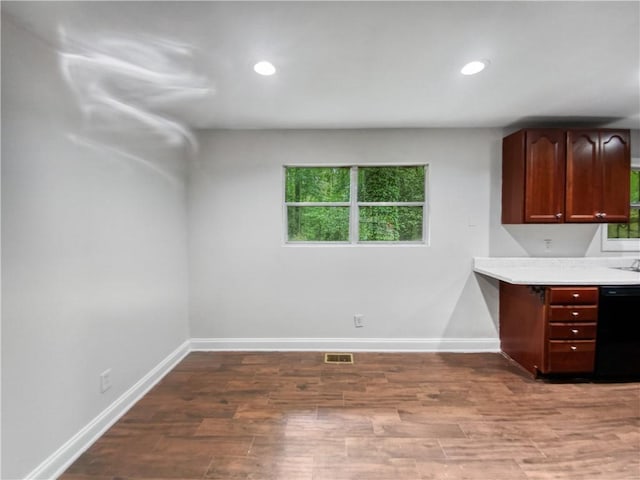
254, 61, 276, 76
461, 60, 488, 76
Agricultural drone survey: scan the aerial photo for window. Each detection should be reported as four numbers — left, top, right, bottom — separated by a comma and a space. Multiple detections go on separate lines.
602, 165, 640, 251
284, 165, 427, 244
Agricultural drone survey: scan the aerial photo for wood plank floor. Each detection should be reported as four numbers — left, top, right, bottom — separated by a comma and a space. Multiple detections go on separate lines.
60, 352, 640, 480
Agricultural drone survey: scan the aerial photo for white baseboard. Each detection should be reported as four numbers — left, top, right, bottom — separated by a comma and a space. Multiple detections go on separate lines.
190, 337, 500, 352
25, 340, 191, 480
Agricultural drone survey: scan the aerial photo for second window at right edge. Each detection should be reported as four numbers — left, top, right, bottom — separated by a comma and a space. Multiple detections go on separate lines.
603, 167, 640, 251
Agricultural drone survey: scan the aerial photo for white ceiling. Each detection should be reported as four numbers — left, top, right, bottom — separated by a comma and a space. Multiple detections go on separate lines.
3, 1, 640, 130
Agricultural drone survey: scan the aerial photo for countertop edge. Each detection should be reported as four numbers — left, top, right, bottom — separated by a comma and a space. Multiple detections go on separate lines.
473, 257, 640, 285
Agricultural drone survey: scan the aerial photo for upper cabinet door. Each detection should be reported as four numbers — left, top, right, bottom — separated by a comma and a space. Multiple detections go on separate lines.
599, 131, 630, 223
566, 130, 600, 222
524, 130, 566, 222
566, 130, 630, 223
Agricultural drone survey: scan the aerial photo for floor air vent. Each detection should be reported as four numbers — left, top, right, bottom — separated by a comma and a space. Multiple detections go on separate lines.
324, 353, 354, 364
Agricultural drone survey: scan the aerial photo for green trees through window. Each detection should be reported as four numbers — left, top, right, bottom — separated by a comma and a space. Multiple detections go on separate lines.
358, 166, 425, 242
285, 165, 426, 243
607, 169, 640, 239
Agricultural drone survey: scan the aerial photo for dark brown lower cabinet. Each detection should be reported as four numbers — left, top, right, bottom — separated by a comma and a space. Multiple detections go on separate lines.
499, 283, 598, 376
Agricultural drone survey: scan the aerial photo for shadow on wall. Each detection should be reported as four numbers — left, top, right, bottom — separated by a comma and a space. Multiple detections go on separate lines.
501, 224, 600, 257
443, 272, 499, 340
505, 116, 628, 133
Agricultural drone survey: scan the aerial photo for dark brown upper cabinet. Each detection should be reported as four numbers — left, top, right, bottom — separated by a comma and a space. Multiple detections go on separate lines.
566, 130, 630, 223
502, 128, 630, 224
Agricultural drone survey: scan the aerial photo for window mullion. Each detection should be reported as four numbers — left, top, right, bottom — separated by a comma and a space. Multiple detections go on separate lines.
286, 202, 351, 207
358, 202, 424, 207
350, 166, 359, 244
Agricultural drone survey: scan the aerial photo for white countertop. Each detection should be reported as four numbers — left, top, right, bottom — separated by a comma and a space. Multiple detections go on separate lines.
473, 257, 640, 285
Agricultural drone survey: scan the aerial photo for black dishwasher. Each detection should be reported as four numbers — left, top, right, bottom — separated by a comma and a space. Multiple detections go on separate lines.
594, 286, 640, 380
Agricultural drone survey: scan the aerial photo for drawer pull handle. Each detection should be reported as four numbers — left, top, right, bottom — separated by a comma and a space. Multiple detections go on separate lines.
571, 311, 579, 317
571, 329, 579, 334
570, 345, 577, 351
572, 293, 580, 298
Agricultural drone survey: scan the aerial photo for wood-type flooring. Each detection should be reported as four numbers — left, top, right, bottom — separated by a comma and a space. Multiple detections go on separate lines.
61, 352, 640, 480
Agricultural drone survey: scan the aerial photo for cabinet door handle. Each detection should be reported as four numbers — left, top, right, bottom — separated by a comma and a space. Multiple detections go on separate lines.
555, 213, 563, 218
571, 311, 579, 317
600, 212, 607, 218
571, 329, 579, 334
572, 293, 580, 298
570, 345, 577, 351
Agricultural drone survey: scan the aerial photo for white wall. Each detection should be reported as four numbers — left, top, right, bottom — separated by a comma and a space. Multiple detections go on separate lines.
188, 126, 637, 349
1, 17, 190, 479
188, 129, 501, 344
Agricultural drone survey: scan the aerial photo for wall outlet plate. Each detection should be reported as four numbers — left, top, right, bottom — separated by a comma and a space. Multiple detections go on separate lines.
100, 369, 112, 393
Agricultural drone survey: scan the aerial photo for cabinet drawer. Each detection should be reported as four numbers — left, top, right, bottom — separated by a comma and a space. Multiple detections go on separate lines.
547, 340, 595, 373
548, 323, 597, 339
548, 306, 598, 321
548, 287, 598, 305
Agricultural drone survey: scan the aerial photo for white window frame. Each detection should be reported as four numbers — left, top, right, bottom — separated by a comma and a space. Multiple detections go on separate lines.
283, 164, 429, 246
601, 159, 640, 252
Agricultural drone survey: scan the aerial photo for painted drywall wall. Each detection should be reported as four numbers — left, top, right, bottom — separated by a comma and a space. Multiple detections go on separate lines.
1, 18, 190, 479
188, 129, 501, 343
489, 129, 640, 257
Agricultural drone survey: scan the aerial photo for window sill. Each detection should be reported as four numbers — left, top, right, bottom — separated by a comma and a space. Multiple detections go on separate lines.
283, 241, 428, 247
600, 225, 640, 252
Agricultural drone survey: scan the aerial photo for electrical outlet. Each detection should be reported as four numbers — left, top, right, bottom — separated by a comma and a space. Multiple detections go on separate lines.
544, 239, 552, 251
354, 314, 364, 328
100, 369, 112, 393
